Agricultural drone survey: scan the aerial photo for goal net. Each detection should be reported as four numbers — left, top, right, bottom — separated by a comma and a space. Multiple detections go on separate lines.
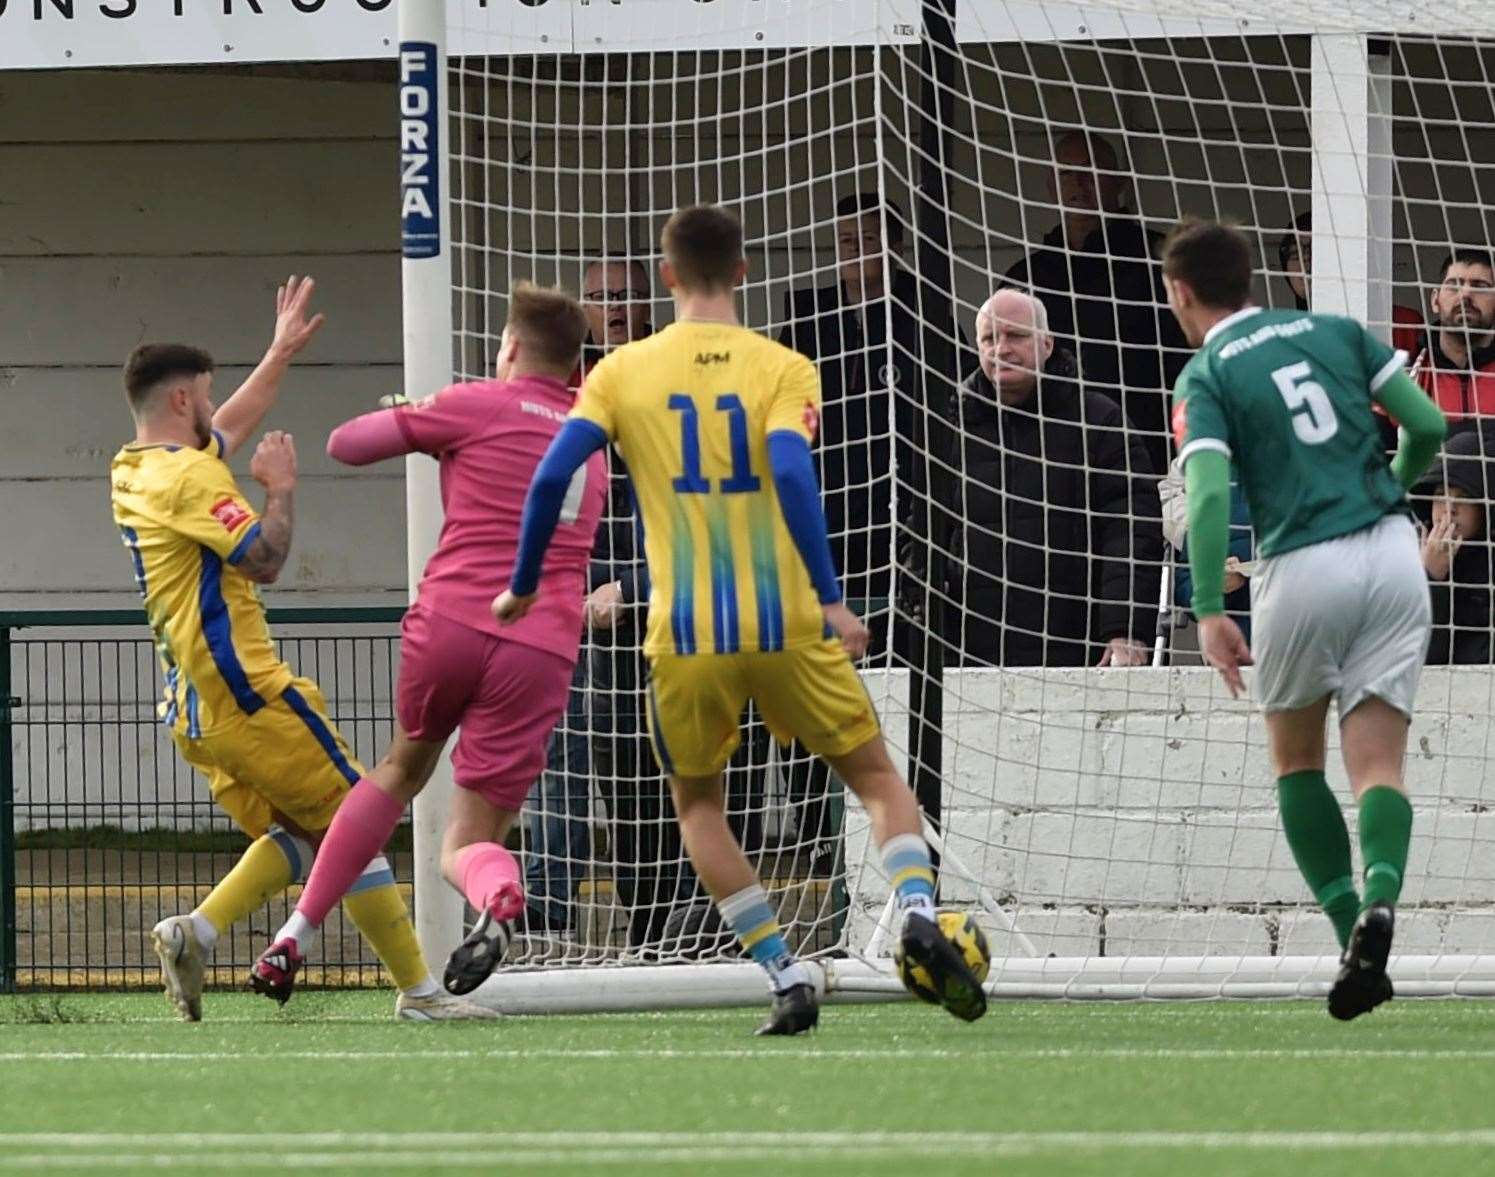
414, 0, 1495, 1008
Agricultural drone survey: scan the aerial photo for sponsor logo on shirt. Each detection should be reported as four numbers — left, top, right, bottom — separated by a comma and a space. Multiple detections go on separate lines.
521, 400, 568, 423
694, 352, 731, 365
1217, 315, 1314, 360
210, 496, 251, 534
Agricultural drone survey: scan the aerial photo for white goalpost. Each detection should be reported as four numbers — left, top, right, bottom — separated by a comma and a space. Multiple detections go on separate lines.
401, 0, 1495, 1011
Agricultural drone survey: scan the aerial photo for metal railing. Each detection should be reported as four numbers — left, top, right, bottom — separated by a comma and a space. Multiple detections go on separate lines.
0, 607, 406, 992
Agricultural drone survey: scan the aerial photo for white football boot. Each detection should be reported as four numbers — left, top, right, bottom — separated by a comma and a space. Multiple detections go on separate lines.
394, 990, 502, 1021
150, 915, 207, 1022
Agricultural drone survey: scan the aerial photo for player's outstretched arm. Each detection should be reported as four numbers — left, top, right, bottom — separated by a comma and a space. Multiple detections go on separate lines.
766, 430, 868, 658
213, 276, 326, 459
494, 418, 608, 624
1376, 369, 1447, 490
325, 407, 419, 466
236, 431, 297, 584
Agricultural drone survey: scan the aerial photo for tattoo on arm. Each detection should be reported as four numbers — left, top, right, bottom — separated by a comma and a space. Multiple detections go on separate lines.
237, 488, 294, 584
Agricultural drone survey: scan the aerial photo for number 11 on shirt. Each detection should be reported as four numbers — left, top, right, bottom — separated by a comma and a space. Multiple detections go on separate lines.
670, 394, 762, 494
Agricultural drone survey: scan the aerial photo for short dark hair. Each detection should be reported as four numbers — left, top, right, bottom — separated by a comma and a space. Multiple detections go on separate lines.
661, 204, 744, 292
1162, 219, 1254, 311
1278, 210, 1312, 269
507, 281, 589, 369
1437, 248, 1495, 283
123, 343, 215, 414
834, 192, 905, 248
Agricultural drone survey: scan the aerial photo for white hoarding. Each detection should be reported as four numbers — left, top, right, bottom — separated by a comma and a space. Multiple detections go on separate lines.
0, 0, 914, 70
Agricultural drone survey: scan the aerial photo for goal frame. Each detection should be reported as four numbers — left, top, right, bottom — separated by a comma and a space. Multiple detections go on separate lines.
401, 0, 1491, 1013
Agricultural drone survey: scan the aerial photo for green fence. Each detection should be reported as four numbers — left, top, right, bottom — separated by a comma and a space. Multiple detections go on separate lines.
1, 604, 858, 994
0, 607, 407, 993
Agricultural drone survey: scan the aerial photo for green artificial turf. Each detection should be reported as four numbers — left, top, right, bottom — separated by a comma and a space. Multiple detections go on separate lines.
0, 993, 1492, 1175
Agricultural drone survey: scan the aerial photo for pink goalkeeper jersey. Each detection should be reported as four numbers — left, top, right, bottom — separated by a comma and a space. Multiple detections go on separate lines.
394, 375, 607, 662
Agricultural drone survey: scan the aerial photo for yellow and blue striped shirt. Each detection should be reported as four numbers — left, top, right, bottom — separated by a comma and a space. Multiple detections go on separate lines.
572, 322, 825, 657
110, 432, 293, 737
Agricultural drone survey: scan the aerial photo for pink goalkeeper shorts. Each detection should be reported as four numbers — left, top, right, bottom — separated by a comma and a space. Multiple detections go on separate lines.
396, 604, 574, 811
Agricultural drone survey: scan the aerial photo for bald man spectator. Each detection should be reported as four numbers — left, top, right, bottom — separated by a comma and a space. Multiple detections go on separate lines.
940, 289, 1162, 667
1005, 132, 1188, 473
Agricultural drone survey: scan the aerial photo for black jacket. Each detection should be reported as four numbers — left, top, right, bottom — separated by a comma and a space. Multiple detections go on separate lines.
778, 268, 969, 610
1427, 542, 1493, 665
1417, 423, 1495, 665
1005, 215, 1189, 474
939, 351, 1163, 667
574, 334, 653, 717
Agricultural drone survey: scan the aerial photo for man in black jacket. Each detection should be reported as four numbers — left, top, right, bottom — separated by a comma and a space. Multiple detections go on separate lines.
571, 259, 765, 949
942, 288, 1162, 667
1417, 423, 1495, 665
1004, 132, 1188, 475
778, 192, 969, 628
774, 194, 969, 880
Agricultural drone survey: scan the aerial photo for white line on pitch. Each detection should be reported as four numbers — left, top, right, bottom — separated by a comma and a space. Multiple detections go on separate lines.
2, 1130, 1495, 1169
3, 1046, 1495, 1063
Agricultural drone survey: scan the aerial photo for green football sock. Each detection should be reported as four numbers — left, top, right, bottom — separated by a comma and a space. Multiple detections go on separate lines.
1277, 770, 1359, 950
1358, 785, 1413, 912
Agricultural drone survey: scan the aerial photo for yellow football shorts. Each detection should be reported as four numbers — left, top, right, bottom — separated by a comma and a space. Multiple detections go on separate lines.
171, 677, 363, 839
645, 639, 882, 777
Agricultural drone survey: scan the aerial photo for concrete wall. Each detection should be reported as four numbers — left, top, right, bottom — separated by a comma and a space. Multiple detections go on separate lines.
846, 666, 1495, 958
0, 65, 408, 611
14, 653, 1495, 958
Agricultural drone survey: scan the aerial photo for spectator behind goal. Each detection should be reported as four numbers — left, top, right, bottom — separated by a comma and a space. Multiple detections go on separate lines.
1274, 211, 1423, 356
1004, 131, 1189, 474
522, 255, 657, 936
1417, 423, 1495, 665
1409, 248, 1495, 428
570, 253, 769, 951
939, 288, 1162, 668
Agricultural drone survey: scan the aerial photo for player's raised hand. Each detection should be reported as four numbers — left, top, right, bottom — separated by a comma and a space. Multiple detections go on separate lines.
822, 601, 870, 660
492, 589, 537, 625
1197, 613, 1253, 699
270, 275, 326, 359
250, 431, 298, 493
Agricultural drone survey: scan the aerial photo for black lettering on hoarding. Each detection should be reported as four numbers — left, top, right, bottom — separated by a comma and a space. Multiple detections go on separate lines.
34, 0, 73, 19
223, 0, 264, 14
356, 0, 393, 11
100, 0, 136, 17
291, 0, 326, 10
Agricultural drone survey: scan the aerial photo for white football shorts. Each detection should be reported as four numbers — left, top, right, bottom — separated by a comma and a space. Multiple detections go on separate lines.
1251, 512, 1431, 717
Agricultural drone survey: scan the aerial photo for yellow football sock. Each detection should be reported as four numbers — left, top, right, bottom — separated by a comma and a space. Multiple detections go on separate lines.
342, 866, 431, 993
195, 834, 295, 935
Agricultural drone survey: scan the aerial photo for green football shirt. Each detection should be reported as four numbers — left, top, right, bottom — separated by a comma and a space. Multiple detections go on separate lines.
1173, 306, 1409, 558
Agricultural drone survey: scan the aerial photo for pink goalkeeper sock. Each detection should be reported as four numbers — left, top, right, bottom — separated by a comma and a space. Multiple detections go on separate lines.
295, 778, 406, 928
452, 842, 525, 922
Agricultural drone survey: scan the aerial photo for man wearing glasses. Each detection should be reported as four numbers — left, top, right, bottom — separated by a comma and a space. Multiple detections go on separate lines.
522, 256, 658, 942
